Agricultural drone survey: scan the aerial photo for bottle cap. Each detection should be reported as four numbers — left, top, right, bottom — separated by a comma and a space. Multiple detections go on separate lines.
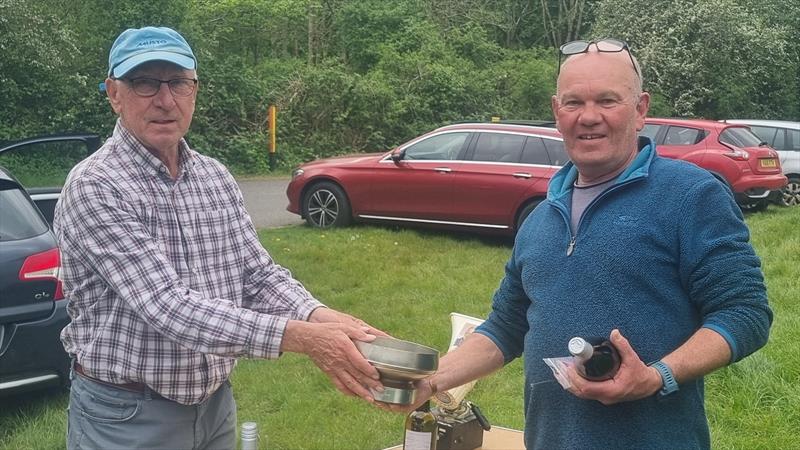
241, 422, 258, 439
568, 337, 593, 359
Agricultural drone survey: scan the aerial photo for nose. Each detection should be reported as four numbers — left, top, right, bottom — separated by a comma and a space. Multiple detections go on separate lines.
578, 102, 602, 126
151, 82, 177, 108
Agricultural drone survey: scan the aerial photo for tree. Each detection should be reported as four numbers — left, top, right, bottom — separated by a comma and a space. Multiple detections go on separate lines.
592, 0, 797, 119
539, 0, 592, 48
0, 0, 78, 138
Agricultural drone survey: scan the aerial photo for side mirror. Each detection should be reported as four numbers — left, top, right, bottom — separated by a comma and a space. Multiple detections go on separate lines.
391, 149, 405, 164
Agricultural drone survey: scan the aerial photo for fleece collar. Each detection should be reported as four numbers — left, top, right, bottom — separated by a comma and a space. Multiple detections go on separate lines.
547, 136, 656, 203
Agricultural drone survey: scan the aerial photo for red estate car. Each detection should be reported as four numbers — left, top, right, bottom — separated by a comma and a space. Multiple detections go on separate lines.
287, 119, 787, 236
286, 122, 566, 235
642, 118, 787, 210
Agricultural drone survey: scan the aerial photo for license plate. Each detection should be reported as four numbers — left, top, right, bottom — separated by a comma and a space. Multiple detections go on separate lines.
760, 159, 777, 168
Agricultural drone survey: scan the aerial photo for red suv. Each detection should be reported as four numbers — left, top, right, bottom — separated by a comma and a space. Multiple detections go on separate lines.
641, 118, 787, 211
286, 122, 565, 235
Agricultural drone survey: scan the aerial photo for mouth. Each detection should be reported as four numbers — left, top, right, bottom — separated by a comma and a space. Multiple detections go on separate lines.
151, 119, 176, 125
578, 134, 606, 140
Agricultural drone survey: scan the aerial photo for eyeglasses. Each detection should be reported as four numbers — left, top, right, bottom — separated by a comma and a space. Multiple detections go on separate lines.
120, 77, 198, 97
558, 38, 640, 80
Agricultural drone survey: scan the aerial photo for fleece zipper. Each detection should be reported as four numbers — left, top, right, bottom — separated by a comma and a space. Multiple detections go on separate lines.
552, 176, 644, 256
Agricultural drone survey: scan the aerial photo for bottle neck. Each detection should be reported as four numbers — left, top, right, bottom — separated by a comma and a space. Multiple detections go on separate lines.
417, 400, 431, 413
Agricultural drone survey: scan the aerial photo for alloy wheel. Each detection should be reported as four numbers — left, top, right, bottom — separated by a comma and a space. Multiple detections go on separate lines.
781, 178, 800, 207
307, 189, 339, 227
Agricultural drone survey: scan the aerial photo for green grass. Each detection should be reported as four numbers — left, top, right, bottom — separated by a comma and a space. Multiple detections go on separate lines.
1, 209, 798, 449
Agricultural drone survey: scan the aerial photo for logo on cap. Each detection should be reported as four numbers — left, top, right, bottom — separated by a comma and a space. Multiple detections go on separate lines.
137, 39, 168, 47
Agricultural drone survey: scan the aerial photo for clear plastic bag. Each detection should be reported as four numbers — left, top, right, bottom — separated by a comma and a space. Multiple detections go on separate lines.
542, 356, 575, 390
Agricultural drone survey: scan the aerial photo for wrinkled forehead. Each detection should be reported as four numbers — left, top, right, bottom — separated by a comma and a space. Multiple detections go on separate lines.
124, 60, 197, 78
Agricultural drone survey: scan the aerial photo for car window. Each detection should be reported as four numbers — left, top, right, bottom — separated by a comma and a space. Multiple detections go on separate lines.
0, 139, 90, 188
0, 184, 49, 241
748, 126, 777, 146
404, 132, 469, 161
520, 137, 550, 165
770, 129, 786, 150
664, 126, 704, 145
472, 133, 525, 163
720, 127, 763, 148
543, 139, 569, 166
788, 129, 800, 151
640, 124, 661, 141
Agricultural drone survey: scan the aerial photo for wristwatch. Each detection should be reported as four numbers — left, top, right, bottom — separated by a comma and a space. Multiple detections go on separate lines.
649, 360, 679, 400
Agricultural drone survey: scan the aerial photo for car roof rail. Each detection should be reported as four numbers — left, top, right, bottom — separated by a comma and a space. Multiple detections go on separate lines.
492, 119, 557, 127
444, 119, 557, 128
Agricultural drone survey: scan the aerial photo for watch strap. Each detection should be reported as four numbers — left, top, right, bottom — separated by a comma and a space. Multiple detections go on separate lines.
649, 360, 678, 399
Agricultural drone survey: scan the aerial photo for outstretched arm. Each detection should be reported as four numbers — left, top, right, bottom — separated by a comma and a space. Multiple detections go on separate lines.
378, 332, 505, 413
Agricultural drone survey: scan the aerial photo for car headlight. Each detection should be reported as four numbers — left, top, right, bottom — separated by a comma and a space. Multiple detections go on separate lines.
292, 168, 304, 178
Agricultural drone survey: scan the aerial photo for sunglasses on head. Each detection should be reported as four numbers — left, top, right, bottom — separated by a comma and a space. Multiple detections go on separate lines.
558, 38, 640, 80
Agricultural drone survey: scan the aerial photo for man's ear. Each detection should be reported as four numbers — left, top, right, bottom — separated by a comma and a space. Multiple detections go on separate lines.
637, 91, 651, 115
105, 78, 123, 114
635, 91, 651, 131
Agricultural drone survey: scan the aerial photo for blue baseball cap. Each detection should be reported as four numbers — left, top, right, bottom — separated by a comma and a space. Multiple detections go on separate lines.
108, 26, 196, 78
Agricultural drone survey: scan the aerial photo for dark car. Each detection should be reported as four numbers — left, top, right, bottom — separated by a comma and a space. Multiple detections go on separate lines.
0, 133, 101, 224
641, 118, 787, 211
287, 122, 567, 235
0, 166, 70, 396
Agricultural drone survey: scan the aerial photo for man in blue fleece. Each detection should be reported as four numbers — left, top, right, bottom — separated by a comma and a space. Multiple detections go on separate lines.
388, 40, 772, 449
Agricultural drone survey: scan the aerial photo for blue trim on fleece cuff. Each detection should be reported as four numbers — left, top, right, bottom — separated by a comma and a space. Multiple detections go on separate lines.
702, 324, 738, 363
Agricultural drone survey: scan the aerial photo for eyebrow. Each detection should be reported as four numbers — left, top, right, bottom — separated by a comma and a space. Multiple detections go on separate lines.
559, 89, 626, 101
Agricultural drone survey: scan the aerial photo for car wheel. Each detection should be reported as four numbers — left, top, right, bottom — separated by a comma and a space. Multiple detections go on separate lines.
780, 176, 800, 207
515, 200, 541, 232
302, 182, 352, 228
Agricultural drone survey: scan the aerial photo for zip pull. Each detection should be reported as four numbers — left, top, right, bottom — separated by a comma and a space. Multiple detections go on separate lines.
567, 236, 576, 256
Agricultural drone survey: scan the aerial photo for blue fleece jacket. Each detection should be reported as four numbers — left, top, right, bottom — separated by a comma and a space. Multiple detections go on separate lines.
476, 138, 772, 449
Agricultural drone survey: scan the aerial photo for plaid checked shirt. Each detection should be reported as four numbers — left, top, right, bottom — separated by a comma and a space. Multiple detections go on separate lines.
54, 121, 323, 404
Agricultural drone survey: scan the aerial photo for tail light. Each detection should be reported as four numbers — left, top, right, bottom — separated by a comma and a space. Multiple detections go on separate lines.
18, 247, 63, 300
723, 149, 750, 161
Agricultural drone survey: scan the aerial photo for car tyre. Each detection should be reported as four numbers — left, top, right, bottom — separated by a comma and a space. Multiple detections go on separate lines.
780, 176, 800, 207
302, 182, 352, 228
515, 200, 541, 232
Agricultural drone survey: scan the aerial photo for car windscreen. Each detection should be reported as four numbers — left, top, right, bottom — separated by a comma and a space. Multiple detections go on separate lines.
0, 183, 49, 241
719, 127, 764, 148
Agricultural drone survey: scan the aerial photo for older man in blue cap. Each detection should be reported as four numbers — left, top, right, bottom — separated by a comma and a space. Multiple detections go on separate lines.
55, 26, 385, 449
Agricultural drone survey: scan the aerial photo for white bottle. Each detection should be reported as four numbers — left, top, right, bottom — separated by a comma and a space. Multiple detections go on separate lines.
241, 422, 259, 450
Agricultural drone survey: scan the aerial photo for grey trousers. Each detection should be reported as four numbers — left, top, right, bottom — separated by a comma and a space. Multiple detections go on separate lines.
67, 371, 237, 450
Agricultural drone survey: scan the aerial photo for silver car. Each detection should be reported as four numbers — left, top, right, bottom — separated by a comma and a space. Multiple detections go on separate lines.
723, 120, 800, 206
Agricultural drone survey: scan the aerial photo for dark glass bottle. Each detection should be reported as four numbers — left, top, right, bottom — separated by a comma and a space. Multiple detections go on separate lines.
568, 336, 620, 381
403, 400, 438, 450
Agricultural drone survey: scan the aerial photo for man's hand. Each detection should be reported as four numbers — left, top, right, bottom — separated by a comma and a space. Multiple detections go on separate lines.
282, 319, 384, 402
308, 307, 390, 338
565, 329, 663, 405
